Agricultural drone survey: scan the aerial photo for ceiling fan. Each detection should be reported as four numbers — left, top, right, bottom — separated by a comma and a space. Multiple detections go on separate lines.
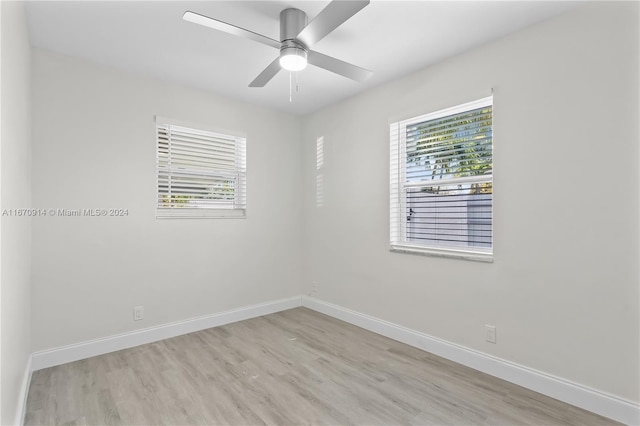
183, 1, 373, 87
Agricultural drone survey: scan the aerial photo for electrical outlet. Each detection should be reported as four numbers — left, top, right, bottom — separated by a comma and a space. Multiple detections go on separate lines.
310, 281, 318, 296
134, 306, 144, 321
485, 324, 496, 343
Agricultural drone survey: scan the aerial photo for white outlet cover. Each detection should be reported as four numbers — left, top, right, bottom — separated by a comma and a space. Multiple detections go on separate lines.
485, 324, 496, 343
134, 306, 144, 321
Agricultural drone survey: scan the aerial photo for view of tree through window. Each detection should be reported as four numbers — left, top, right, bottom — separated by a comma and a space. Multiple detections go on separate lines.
390, 97, 493, 257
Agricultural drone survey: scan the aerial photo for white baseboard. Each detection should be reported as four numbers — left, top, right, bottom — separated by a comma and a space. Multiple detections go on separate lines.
31, 296, 302, 371
301, 296, 640, 426
15, 354, 33, 426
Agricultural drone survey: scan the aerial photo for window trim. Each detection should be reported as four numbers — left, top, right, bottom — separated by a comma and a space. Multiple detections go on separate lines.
389, 96, 493, 262
155, 116, 247, 219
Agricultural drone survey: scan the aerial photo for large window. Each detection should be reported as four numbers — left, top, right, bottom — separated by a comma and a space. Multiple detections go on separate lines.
156, 117, 246, 218
390, 97, 493, 261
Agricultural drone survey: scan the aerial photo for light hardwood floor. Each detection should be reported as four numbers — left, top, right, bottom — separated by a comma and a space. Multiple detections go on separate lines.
25, 307, 617, 425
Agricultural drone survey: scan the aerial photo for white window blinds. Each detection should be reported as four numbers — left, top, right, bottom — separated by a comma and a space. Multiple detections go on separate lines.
390, 96, 493, 261
156, 119, 246, 218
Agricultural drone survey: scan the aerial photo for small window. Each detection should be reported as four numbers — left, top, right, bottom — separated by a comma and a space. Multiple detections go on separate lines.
156, 117, 246, 218
390, 97, 493, 261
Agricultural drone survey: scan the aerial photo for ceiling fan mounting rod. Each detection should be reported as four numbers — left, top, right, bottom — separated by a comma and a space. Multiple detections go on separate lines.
280, 8, 308, 44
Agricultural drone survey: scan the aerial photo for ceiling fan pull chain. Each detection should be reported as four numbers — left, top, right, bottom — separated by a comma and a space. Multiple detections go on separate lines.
289, 72, 293, 102
296, 72, 299, 93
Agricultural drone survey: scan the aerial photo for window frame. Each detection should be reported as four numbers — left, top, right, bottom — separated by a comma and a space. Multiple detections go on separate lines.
389, 96, 493, 262
155, 116, 247, 219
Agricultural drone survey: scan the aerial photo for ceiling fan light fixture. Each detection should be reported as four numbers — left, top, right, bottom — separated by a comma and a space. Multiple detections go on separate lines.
279, 46, 308, 72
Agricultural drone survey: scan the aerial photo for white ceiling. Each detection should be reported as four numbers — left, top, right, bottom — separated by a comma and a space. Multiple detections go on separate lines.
25, 1, 581, 115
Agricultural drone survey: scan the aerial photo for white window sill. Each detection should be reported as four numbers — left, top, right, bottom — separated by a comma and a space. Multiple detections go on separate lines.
390, 244, 493, 263
156, 208, 246, 219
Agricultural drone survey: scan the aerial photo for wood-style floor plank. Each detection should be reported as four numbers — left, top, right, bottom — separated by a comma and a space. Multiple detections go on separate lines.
25, 307, 618, 425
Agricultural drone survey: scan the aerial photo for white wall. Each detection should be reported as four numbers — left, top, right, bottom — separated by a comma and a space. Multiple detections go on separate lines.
1, 1, 32, 424
31, 49, 303, 351
302, 2, 639, 403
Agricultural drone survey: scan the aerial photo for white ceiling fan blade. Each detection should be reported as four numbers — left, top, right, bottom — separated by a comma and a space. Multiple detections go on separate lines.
308, 51, 372, 82
183, 11, 281, 50
296, 0, 370, 48
249, 57, 282, 87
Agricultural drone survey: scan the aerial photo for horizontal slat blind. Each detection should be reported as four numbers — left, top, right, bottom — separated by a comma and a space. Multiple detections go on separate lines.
405, 184, 492, 248
390, 96, 493, 255
157, 122, 246, 217
406, 107, 492, 182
